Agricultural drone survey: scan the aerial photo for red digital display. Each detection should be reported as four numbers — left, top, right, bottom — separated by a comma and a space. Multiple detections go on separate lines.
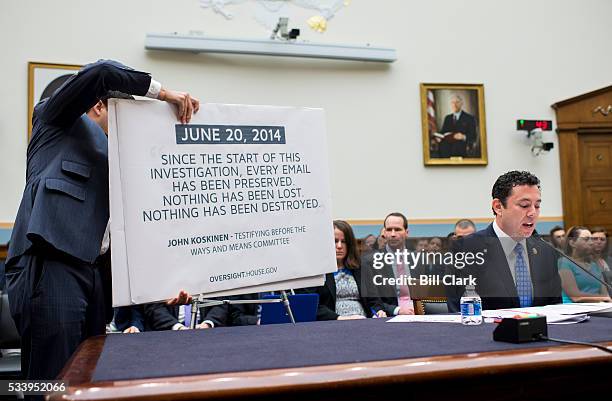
517, 120, 553, 131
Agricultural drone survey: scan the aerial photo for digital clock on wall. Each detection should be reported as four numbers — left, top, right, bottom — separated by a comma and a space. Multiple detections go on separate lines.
516, 119, 553, 131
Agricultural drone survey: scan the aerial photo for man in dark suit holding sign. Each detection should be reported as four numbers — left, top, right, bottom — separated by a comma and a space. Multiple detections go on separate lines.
5, 60, 198, 381
446, 171, 562, 311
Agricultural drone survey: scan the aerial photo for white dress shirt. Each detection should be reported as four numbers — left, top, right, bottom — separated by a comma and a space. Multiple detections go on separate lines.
492, 220, 533, 292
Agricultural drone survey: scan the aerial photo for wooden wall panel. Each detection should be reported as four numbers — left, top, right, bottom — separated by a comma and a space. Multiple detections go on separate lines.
579, 134, 612, 180
556, 130, 582, 228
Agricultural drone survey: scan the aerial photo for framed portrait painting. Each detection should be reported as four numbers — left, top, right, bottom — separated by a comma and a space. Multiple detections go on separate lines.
28, 62, 81, 139
420, 83, 488, 166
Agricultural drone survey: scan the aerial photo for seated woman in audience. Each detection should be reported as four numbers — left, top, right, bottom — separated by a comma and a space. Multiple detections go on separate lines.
308, 220, 385, 320
591, 226, 612, 295
558, 226, 611, 303
590, 227, 611, 270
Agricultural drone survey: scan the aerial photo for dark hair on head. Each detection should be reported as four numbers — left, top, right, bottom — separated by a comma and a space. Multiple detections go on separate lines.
333, 220, 360, 269
549, 225, 565, 248
491, 171, 540, 216
590, 226, 608, 236
383, 212, 408, 230
455, 219, 476, 230
100, 91, 134, 106
590, 226, 609, 256
550, 225, 564, 236
564, 225, 589, 255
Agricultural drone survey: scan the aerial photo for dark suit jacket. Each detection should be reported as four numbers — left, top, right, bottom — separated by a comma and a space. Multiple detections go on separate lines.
229, 294, 259, 326
439, 110, 477, 157
143, 299, 241, 330
308, 266, 383, 321
362, 250, 425, 316
204, 303, 231, 327
446, 224, 562, 311
143, 303, 180, 331
6, 60, 152, 267
0, 260, 5, 290
196, 295, 259, 327
414, 262, 445, 280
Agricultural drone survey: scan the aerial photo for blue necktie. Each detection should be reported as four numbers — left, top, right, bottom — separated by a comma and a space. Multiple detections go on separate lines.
514, 243, 533, 307
184, 304, 191, 327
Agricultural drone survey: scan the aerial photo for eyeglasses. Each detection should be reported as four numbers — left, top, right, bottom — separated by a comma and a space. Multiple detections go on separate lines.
578, 237, 607, 242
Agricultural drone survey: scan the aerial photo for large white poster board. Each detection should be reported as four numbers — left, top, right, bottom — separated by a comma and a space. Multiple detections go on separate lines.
109, 100, 335, 305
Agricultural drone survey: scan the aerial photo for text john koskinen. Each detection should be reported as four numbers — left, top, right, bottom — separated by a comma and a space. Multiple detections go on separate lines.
168, 233, 229, 247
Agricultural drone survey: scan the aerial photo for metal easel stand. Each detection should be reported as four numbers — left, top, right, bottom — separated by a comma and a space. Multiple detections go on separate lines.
188, 290, 296, 329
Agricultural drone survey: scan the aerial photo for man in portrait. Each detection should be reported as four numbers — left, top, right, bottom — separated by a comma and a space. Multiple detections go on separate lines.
434, 94, 477, 158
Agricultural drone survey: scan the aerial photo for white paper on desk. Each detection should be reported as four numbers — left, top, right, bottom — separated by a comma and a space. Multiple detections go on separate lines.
387, 315, 463, 323
545, 314, 590, 325
482, 308, 543, 319
482, 308, 590, 324
543, 303, 612, 315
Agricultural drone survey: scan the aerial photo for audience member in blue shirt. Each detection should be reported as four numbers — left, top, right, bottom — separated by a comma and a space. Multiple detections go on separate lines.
558, 226, 611, 303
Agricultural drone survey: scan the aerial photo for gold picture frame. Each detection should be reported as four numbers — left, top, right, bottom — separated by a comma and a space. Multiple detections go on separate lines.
420, 83, 488, 166
27, 62, 82, 139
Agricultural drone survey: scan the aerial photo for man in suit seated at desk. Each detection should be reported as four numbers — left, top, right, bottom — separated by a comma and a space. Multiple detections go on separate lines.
362, 212, 416, 316
446, 171, 562, 311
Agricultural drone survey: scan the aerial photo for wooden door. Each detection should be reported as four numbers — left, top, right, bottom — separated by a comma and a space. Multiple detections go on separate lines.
553, 85, 612, 230
579, 133, 612, 232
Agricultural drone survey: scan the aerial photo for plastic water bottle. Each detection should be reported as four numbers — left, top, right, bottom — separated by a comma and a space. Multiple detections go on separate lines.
460, 285, 482, 325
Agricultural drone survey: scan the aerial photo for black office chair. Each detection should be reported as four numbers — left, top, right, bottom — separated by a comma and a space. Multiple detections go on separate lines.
414, 297, 449, 315
0, 289, 21, 378
411, 282, 449, 315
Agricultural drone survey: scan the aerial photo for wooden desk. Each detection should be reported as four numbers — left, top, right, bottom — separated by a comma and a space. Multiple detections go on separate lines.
52, 335, 612, 401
